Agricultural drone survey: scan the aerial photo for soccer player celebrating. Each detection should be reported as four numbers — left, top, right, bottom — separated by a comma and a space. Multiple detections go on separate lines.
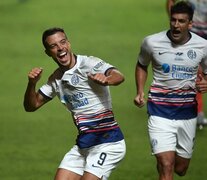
167, 0, 207, 129
24, 27, 126, 180
134, 1, 207, 180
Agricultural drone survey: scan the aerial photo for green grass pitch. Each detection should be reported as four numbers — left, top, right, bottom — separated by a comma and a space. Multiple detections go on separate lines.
0, 0, 207, 179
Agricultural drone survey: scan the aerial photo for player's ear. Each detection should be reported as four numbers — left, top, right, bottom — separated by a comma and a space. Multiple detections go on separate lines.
188, 20, 193, 29
45, 49, 51, 57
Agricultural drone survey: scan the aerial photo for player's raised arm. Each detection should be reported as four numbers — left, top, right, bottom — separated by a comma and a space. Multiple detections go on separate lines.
23, 67, 49, 112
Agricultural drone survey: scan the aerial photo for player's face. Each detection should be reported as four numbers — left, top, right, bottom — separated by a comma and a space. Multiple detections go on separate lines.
169, 13, 192, 44
45, 32, 73, 68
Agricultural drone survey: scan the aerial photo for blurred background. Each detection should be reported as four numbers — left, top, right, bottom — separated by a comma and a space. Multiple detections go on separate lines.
0, 0, 206, 179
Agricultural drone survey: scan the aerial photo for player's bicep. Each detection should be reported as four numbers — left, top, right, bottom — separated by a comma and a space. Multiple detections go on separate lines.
36, 90, 52, 107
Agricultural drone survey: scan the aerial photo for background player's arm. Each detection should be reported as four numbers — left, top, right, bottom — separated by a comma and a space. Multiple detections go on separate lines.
134, 62, 148, 108
196, 73, 207, 93
166, 0, 176, 16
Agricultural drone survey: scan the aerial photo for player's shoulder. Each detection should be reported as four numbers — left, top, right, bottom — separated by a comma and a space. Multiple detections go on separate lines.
144, 30, 167, 41
48, 68, 63, 81
191, 32, 207, 45
143, 31, 167, 44
78, 54, 103, 62
142, 30, 168, 48
77, 55, 105, 68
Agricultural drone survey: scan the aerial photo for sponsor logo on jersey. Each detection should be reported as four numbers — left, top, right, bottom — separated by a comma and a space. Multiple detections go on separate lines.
159, 52, 166, 55
162, 63, 170, 73
174, 52, 184, 61
172, 65, 193, 73
162, 63, 194, 79
175, 52, 183, 56
171, 64, 193, 79
158, 51, 175, 55
158, 51, 170, 55
159, 51, 184, 61
63, 92, 89, 109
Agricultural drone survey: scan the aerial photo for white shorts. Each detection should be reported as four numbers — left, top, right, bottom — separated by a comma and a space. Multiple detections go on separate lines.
58, 140, 126, 180
148, 116, 197, 159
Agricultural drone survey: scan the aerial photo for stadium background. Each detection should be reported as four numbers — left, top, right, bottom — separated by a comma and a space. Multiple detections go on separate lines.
0, 0, 207, 179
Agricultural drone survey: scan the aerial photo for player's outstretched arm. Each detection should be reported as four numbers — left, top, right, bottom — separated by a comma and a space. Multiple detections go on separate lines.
23, 68, 48, 112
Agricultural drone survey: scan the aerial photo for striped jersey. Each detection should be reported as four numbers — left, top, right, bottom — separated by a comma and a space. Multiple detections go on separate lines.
39, 55, 124, 148
138, 30, 207, 120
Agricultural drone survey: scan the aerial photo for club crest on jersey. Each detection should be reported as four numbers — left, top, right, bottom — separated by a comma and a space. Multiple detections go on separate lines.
187, 50, 196, 60
71, 74, 79, 85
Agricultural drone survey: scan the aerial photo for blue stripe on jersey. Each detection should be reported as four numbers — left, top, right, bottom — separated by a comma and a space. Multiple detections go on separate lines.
149, 92, 196, 99
76, 128, 124, 149
147, 101, 197, 120
147, 86, 197, 120
74, 109, 124, 148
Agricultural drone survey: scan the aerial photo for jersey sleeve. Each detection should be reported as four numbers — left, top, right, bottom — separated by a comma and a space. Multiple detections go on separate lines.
39, 73, 58, 99
39, 82, 55, 99
88, 56, 114, 75
138, 37, 152, 66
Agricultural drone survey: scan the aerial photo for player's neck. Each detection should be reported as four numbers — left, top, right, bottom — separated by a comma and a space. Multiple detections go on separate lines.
60, 53, 77, 73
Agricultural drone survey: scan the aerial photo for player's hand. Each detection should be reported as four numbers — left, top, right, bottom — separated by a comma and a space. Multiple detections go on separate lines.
28, 67, 43, 84
196, 74, 207, 93
134, 93, 145, 108
88, 73, 108, 85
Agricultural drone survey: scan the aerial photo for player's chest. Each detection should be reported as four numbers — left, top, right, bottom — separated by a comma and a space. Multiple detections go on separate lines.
151, 46, 202, 68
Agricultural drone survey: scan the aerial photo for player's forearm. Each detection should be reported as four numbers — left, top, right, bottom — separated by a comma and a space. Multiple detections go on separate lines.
135, 64, 148, 94
106, 69, 125, 86
23, 82, 39, 112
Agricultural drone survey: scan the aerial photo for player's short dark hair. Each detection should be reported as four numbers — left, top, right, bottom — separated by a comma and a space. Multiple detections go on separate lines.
170, 1, 194, 21
42, 27, 67, 49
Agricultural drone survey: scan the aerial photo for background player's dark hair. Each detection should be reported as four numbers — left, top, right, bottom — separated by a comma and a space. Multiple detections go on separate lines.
171, 1, 194, 21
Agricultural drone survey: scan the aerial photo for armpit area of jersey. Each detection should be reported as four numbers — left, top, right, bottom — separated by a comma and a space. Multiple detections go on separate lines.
38, 89, 53, 100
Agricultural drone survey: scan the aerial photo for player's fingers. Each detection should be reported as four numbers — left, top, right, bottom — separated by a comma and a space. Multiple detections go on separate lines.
196, 73, 203, 81
89, 73, 107, 84
134, 97, 145, 108
28, 68, 43, 79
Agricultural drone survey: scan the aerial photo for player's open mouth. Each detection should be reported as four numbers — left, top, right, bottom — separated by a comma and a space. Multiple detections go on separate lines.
172, 30, 181, 35
171, 30, 181, 39
58, 52, 67, 59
